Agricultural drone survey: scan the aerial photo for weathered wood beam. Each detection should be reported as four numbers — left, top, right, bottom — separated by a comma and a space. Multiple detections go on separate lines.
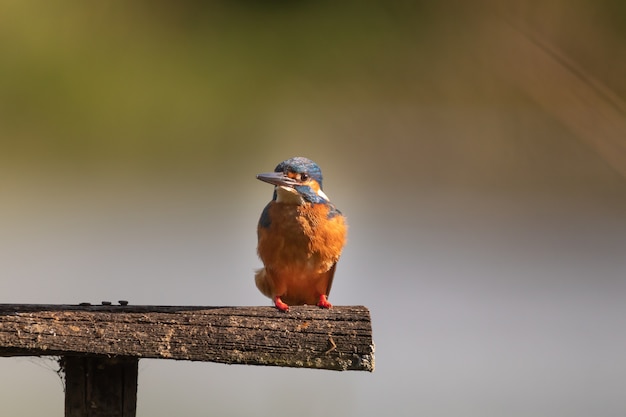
0, 304, 374, 372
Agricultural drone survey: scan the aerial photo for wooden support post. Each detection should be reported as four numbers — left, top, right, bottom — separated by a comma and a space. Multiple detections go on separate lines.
62, 356, 138, 417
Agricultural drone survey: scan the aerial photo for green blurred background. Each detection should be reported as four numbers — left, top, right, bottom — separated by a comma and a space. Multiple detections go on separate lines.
2, 1, 626, 416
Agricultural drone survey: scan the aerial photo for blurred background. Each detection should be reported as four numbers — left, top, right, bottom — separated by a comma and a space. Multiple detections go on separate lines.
1, 1, 626, 416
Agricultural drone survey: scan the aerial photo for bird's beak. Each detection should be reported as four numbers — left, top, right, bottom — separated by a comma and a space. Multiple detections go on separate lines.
256, 172, 299, 188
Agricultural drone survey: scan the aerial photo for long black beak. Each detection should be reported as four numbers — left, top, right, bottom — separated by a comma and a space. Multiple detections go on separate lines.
256, 172, 298, 187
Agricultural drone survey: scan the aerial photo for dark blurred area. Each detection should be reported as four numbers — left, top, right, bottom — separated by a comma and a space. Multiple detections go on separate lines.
1, 1, 625, 416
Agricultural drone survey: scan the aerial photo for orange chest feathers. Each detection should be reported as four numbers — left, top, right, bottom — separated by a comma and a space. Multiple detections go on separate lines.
257, 202, 347, 273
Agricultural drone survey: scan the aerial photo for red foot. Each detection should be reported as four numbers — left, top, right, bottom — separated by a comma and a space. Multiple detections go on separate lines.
317, 294, 332, 309
273, 296, 289, 312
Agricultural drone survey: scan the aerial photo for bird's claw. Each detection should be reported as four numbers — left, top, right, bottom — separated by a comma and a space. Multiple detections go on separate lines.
273, 296, 290, 312
317, 295, 332, 309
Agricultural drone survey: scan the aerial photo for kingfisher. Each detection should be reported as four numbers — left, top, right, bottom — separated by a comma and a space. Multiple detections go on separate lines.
255, 157, 347, 312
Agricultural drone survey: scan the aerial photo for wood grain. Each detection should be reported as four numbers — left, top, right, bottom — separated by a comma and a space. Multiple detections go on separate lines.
0, 304, 374, 372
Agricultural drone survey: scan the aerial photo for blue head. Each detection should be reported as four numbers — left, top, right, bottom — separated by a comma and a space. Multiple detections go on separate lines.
257, 157, 329, 204
274, 157, 323, 190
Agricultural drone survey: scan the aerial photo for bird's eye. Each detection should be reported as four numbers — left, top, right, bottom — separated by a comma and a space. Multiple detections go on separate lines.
299, 173, 309, 181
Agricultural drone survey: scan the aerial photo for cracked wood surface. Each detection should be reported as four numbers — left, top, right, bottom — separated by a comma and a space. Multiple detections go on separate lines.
0, 304, 374, 372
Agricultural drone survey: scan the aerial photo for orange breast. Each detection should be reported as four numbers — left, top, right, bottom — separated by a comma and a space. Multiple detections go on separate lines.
256, 201, 347, 304
258, 202, 346, 273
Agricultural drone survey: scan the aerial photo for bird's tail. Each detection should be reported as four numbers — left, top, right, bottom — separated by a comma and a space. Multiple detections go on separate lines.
254, 268, 272, 299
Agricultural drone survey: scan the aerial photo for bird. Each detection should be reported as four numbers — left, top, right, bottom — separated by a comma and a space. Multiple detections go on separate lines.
255, 157, 347, 312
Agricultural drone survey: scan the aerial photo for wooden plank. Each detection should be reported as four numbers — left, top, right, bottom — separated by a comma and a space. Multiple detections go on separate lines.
0, 304, 375, 372
63, 356, 138, 417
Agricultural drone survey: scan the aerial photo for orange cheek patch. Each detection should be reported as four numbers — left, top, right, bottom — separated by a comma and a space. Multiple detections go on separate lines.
304, 180, 320, 193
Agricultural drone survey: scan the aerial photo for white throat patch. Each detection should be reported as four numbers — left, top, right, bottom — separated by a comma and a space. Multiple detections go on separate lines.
274, 186, 330, 204
275, 186, 304, 204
